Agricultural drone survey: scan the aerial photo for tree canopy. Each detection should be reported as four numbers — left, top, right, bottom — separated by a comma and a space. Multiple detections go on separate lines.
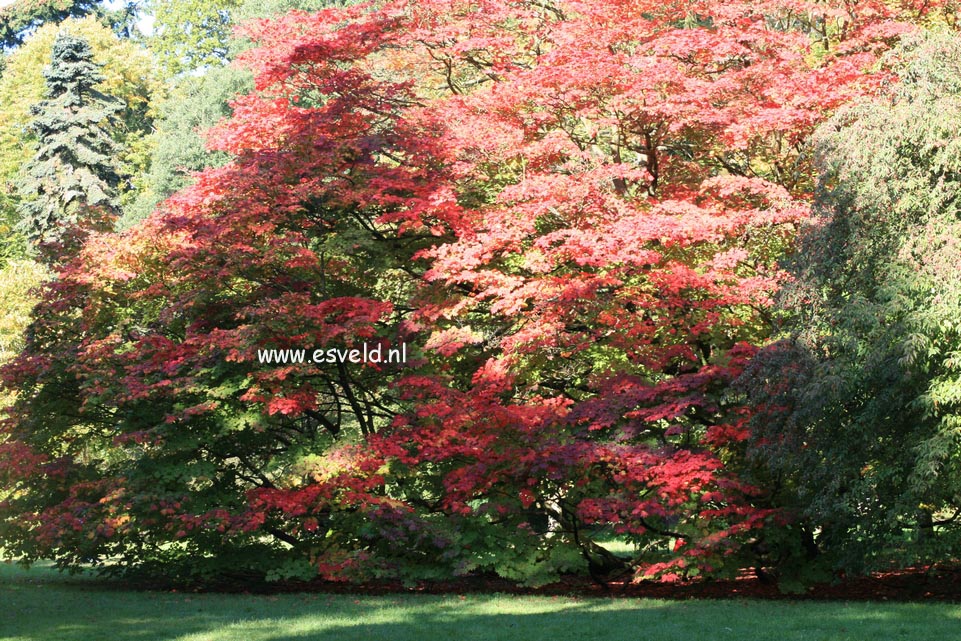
744, 30, 961, 577
146, 0, 241, 77
0, 0, 100, 49
2, 0, 961, 590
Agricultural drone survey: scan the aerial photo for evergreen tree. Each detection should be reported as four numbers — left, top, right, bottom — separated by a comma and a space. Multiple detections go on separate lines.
16, 34, 122, 259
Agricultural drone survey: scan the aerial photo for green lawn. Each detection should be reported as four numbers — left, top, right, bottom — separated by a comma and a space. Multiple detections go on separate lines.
2, 562, 961, 641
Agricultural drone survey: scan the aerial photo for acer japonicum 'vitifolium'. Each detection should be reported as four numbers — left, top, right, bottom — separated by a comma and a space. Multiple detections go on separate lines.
742, 32, 961, 581
0, 0, 944, 585
16, 34, 123, 262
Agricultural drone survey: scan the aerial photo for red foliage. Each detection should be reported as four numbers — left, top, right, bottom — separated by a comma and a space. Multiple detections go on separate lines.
2, 0, 949, 582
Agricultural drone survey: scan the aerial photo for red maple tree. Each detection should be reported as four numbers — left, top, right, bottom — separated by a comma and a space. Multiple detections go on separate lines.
1, 0, 951, 583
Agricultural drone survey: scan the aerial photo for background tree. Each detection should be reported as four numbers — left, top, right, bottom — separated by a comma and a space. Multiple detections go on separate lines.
744, 31, 961, 579
17, 33, 123, 256
121, 66, 250, 226
145, 0, 352, 78
0, 261, 47, 402
0, 0, 100, 49
0, 16, 162, 260
146, 0, 241, 77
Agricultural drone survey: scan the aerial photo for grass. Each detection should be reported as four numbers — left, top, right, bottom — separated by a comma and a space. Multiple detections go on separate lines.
3, 562, 961, 640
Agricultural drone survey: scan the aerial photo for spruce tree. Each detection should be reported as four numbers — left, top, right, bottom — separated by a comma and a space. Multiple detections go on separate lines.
17, 34, 122, 259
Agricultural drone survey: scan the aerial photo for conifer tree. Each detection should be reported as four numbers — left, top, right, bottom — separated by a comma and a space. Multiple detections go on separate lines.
17, 34, 122, 259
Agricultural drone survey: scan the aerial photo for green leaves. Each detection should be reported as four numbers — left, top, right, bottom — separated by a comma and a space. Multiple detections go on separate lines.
147, 0, 241, 77
746, 31, 961, 578
0, 0, 100, 49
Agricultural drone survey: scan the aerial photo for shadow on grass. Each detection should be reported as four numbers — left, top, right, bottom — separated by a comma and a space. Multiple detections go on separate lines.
2, 564, 961, 641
